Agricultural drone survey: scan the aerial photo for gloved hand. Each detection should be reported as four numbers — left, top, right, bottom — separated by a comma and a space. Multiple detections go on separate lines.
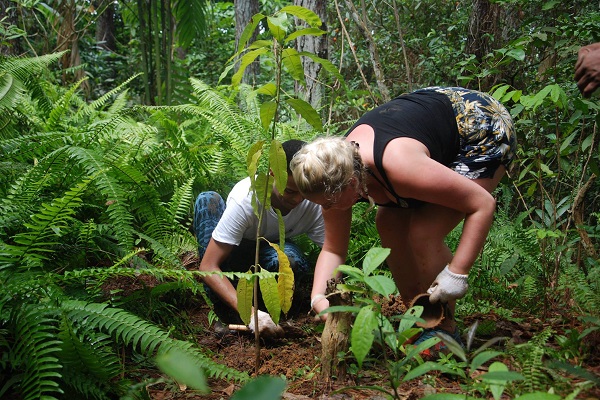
248, 310, 284, 338
427, 265, 468, 303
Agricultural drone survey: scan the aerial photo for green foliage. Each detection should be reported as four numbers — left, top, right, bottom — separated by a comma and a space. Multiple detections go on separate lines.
506, 328, 554, 393
0, 53, 255, 398
327, 247, 460, 399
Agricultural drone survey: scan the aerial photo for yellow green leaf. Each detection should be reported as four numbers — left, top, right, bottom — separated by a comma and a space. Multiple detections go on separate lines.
236, 273, 254, 325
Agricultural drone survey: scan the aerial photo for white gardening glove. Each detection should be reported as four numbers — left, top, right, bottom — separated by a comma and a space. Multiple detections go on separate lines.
248, 310, 284, 338
427, 265, 469, 303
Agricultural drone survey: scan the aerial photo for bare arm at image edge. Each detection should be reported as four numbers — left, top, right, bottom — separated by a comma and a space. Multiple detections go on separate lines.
575, 42, 600, 98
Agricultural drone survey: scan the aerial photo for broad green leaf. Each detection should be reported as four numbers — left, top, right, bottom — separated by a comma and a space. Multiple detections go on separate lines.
278, 5, 322, 27
156, 348, 208, 393
364, 275, 396, 297
513, 393, 561, 400
380, 316, 397, 352
470, 350, 503, 372
281, 48, 305, 83
270, 242, 294, 314
298, 51, 346, 86
236, 274, 254, 325
260, 101, 277, 132
234, 13, 266, 60
267, 14, 287, 42
539, 162, 554, 176
421, 394, 478, 399
275, 208, 285, 249
269, 141, 287, 195
323, 305, 363, 314
398, 306, 424, 333
247, 39, 273, 50
246, 141, 264, 178
251, 173, 273, 219
405, 336, 440, 360
403, 361, 462, 381
436, 331, 466, 362
362, 247, 390, 276
336, 265, 364, 280
398, 327, 422, 345
487, 362, 508, 400
259, 274, 281, 324
231, 48, 268, 87
491, 84, 509, 101
256, 82, 277, 97
231, 375, 286, 400
351, 306, 377, 367
480, 370, 525, 382
505, 48, 525, 61
285, 98, 323, 131
284, 27, 326, 43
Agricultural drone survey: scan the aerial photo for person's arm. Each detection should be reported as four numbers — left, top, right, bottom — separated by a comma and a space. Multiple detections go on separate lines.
199, 238, 239, 311
310, 207, 352, 319
383, 141, 496, 275
575, 42, 600, 98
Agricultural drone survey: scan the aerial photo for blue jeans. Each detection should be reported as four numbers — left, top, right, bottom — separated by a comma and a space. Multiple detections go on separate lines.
194, 191, 311, 322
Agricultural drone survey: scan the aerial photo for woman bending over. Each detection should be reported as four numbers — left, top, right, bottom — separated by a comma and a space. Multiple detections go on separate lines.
290, 86, 516, 348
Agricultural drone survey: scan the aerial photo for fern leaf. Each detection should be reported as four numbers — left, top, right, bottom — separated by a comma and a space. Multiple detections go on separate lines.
11, 304, 63, 400
62, 300, 248, 382
0, 178, 91, 271
45, 78, 87, 130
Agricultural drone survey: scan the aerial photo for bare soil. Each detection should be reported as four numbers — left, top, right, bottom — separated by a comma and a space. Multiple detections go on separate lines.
108, 274, 600, 399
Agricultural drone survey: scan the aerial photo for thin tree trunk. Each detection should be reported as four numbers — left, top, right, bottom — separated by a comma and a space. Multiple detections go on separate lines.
137, 0, 152, 104
391, 0, 412, 92
344, 0, 390, 102
152, 0, 162, 105
234, 0, 260, 85
294, 0, 327, 110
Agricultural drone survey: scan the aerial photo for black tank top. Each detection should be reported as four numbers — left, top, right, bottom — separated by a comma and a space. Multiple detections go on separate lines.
345, 89, 460, 208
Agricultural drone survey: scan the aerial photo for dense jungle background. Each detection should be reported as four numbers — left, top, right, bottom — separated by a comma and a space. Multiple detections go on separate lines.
1, 0, 600, 399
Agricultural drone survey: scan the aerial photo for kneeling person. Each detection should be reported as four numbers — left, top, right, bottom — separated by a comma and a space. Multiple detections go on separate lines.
194, 140, 324, 337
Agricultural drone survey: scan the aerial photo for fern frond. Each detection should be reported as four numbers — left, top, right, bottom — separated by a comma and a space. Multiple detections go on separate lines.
0, 178, 91, 271
509, 328, 554, 393
58, 316, 120, 400
75, 74, 141, 121
0, 67, 26, 110
135, 231, 183, 268
10, 304, 63, 400
0, 53, 64, 115
63, 300, 248, 382
559, 264, 600, 314
45, 78, 88, 130
67, 147, 134, 247
168, 177, 194, 226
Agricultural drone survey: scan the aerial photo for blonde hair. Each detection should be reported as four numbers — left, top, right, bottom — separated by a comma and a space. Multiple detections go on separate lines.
290, 137, 368, 200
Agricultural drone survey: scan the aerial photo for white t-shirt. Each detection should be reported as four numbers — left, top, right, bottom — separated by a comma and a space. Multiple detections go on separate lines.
212, 177, 325, 247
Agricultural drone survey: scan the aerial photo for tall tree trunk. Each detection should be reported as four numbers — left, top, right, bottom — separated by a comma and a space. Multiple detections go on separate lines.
95, 1, 116, 51
55, 0, 89, 96
152, 0, 162, 105
137, 0, 152, 104
234, 0, 259, 85
294, 0, 327, 110
465, 0, 518, 89
466, 0, 501, 62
